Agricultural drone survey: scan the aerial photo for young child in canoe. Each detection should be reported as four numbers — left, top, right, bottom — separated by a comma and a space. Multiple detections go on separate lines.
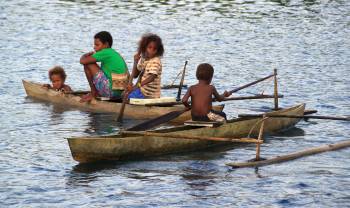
127, 33, 164, 99
80, 31, 128, 102
42, 66, 72, 93
182, 63, 231, 122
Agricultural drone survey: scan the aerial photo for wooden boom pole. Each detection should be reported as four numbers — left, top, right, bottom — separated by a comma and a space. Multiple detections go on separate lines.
227, 140, 350, 168
273, 68, 279, 110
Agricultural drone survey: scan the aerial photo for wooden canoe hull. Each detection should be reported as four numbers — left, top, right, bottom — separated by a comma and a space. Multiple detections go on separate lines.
67, 104, 306, 163
22, 80, 223, 123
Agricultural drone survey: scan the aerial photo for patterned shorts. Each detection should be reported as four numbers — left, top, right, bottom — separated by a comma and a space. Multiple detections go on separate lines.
93, 70, 117, 98
192, 110, 227, 122
128, 88, 145, 99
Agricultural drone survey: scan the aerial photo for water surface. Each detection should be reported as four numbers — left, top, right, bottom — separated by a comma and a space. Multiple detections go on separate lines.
0, 0, 349, 207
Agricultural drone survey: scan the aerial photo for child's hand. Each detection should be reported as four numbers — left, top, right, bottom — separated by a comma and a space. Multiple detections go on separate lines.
61, 88, 70, 94
223, 90, 232, 97
83, 51, 94, 58
126, 84, 136, 92
134, 53, 141, 63
42, 84, 51, 89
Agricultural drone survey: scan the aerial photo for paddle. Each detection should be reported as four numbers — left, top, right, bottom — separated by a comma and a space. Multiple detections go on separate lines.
127, 109, 189, 131
176, 61, 188, 101
228, 73, 275, 94
127, 73, 278, 131
117, 69, 133, 122
238, 114, 350, 121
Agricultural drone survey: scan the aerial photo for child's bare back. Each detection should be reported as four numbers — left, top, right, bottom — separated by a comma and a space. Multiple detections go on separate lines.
182, 63, 231, 121
186, 82, 215, 117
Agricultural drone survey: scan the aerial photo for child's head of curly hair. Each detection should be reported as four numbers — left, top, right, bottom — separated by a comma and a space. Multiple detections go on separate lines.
196, 63, 214, 82
137, 33, 164, 57
49, 66, 66, 81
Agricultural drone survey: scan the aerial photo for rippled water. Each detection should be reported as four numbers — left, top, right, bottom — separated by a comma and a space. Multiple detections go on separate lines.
1, 0, 349, 207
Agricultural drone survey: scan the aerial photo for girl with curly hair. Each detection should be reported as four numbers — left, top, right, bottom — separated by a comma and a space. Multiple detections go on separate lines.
127, 33, 164, 99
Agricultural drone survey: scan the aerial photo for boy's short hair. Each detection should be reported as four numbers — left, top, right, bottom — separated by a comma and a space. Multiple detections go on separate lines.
94, 31, 113, 47
196, 63, 214, 81
49, 66, 66, 81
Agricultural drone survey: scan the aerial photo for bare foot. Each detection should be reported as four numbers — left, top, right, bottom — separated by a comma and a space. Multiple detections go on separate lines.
80, 93, 93, 103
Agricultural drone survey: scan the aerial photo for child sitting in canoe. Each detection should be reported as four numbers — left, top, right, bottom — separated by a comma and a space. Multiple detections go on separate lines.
42, 66, 72, 93
182, 63, 231, 122
127, 33, 164, 99
80, 31, 128, 102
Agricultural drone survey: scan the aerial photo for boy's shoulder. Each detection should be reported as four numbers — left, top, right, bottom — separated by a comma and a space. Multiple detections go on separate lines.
190, 83, 213, 89
191, 83, 213, 87
93, 48, 121, 59
97, 48, 117, 54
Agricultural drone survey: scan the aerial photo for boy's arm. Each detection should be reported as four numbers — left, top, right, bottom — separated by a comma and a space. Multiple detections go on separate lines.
140, 74, 156, 86
131, 53, 141, 78
181, 87, 191, 109
137, 57, 160, 87
127, 55, 142, 92
128, 73, 156, 92
212, 86, 232, 101
80, 52, 96, 65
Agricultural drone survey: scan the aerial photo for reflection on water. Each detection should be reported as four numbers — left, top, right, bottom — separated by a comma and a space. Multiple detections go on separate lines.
180, 161, 218, 193
274, 126, 306, 137
71, 161, 122, 174
24, 96, 136, 135
66, 171, 99, 188
66, 161, 121, 188
83, 113, 119, 135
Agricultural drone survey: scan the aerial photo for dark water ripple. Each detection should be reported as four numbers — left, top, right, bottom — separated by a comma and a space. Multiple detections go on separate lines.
0, 0, 350, 207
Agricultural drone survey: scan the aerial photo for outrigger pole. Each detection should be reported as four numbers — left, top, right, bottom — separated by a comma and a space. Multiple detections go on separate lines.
176, 61, 188, 102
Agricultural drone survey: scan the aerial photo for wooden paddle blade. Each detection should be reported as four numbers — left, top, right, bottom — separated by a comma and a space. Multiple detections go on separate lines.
117, 96, 128, 122
127, 109, 188, 131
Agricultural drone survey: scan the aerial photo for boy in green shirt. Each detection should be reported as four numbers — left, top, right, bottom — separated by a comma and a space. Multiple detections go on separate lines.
80, 31, 128, 102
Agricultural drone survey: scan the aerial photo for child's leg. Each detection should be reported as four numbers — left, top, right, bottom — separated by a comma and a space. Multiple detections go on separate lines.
83, 63, 100, 97
128, 88, 145, 99
211, 110, 227, 120
191, 114, 210, 122
207, 110, 227, 122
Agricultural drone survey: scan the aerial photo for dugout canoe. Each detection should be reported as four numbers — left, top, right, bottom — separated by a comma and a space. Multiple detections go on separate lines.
67, 103, 305, 163
22, 80, 223, 123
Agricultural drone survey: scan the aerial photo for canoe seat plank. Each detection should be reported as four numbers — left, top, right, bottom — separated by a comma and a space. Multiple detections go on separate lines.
184, 120, 223, 128
129, 97, 176, 105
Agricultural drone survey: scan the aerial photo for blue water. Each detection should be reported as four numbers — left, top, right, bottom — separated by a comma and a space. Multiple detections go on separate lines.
1, 0, 349, 207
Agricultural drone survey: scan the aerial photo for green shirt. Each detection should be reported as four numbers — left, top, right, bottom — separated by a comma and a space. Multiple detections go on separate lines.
92, 48, 127, 92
